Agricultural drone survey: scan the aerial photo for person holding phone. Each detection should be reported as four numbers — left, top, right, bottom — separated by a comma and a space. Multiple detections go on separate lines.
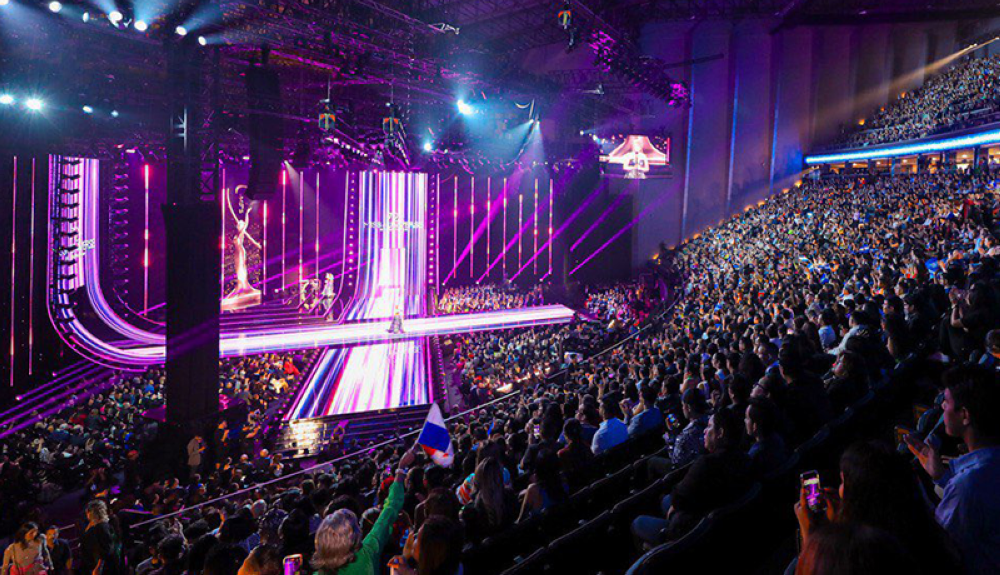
312, 447, 416, 575
792, 441, 960, 574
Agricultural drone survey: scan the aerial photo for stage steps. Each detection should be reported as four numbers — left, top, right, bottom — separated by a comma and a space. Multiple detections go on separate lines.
273, 403, 432, 459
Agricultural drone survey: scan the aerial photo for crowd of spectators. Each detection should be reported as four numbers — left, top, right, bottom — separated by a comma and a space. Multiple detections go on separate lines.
5, 161, 1000, 575
837, 54, 1000, 148
436, 283, 543, 315
0, 351, 307, 542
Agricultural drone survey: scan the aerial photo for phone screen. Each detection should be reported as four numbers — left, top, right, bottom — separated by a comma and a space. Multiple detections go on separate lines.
284, 554, 302, 575
801, 471, 822, 512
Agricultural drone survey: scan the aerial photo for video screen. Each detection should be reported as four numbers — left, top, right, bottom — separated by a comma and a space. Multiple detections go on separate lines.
599, 135, 670, 179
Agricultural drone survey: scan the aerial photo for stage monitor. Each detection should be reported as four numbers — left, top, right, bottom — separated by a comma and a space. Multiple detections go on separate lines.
599, 135, 670, 179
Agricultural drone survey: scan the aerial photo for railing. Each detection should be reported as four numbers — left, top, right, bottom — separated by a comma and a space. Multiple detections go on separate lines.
132, 263, 685, 530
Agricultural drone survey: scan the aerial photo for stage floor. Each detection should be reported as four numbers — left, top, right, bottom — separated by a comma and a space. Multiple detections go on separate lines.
282, 305, 576, 419
221, 304, 575, 356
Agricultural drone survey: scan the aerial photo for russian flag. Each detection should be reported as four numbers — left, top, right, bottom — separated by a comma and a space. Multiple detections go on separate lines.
416, 403, 454, 467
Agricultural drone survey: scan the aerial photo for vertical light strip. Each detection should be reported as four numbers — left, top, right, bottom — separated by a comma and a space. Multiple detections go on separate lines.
299, 170, 304, 285
315, 171, 320, 279
452, 177, 457, 285
533, 178, 538, 275
502, 177, 508, 279
518, 192, 523, 272
220, 167, 226, 295
486, 177, 491, 275
9, 157, 17, 387
470, 176, 475, 278
436, 174, 440, 292
27, 159, 36, 375
281, 168, 287, 290
262, 201, 268, 293
548, 178, 554, 275
143, 164, 150, 313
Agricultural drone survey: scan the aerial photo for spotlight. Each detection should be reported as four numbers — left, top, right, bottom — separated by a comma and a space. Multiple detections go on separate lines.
0, 0, 9, 7
456, 99, 474, 116
48, 1, 61, 12
134, 20, 148, 32
423, 142, 433, 152
82, 105, 93, 114
108, 10, 122, 24
197, 35, 206, 46
82, 11, 89, 22
110, 110, 119, 118
25, 98, 44, 111
175, 25, 188, 36
0, 94, 14, 106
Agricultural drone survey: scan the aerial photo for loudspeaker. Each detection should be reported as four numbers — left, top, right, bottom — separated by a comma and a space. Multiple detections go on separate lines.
246, 64, 283, 200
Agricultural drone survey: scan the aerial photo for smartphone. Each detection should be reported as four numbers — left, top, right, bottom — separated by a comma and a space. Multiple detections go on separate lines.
800, 471, 824, 513
666, 412, 679, 431
894, 425, 913, 448
533, 424, 540, 439
283, 554, 302, 575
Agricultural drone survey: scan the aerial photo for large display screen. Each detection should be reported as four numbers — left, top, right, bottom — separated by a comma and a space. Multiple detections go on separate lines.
599, 135, 670, 179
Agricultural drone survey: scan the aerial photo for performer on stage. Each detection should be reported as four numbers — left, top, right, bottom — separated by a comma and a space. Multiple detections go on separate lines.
388, 307, 405, 334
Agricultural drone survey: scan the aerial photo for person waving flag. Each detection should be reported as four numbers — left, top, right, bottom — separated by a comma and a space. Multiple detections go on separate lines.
416, 403, 454, 467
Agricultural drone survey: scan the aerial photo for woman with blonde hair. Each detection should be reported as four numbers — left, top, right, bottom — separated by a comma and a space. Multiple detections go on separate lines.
79, 500, 120, 575
312, 448, 416, 575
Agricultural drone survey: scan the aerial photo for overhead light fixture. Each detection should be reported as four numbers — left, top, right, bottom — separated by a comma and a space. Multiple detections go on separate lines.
48, 1, 62, 13
109, 10, 123, 24
110, 110, 119, 117
82, 105, 93, 114
456, 99, 474, 116
197, 35, 207, 46
0, 0, 10, 7
25, 98, 44, 111
0, 94, 14, 105
134, 20, 148, 32
423, 142, 433, 152
175, 25, 188, 36
82, 11, 90, 22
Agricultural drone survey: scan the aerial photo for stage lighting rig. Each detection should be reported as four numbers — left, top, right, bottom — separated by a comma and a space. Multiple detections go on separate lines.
430, 23, 460, 35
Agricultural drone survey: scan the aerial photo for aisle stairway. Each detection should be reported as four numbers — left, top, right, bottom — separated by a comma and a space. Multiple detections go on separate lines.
273, 403, 431, 459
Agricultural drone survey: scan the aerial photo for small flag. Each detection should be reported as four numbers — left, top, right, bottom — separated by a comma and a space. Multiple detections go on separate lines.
416, 404, 454, 467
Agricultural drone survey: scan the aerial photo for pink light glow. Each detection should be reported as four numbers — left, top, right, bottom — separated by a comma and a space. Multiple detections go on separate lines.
315, 172, 320, 278
262, 201, 268, 294
503, 177, 507, 278
470, 176, 474, 278
299, 171, 304, 285
548, 178, 553, 275
143, 164, 150, 313
281, 168, 287, 290
533, 178, 538, 275
487, 177, 492, 270
9, 156, 17, 387
452, 177, 457, 286
518, 193, 523, 271
220, 168, 226, 293
27, 159, 36, 375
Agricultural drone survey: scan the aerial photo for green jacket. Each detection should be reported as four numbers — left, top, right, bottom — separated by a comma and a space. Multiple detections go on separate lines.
318, 480, 404, 575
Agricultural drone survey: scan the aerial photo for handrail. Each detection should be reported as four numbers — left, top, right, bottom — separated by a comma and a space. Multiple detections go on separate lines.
133, 269, 684, 529
132, 387, 524, 528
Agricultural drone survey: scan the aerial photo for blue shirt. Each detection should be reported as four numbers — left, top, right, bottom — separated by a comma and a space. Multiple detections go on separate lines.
592, 418, 629, 455
627, 407, 665, 438
934, 446, 1000, 575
